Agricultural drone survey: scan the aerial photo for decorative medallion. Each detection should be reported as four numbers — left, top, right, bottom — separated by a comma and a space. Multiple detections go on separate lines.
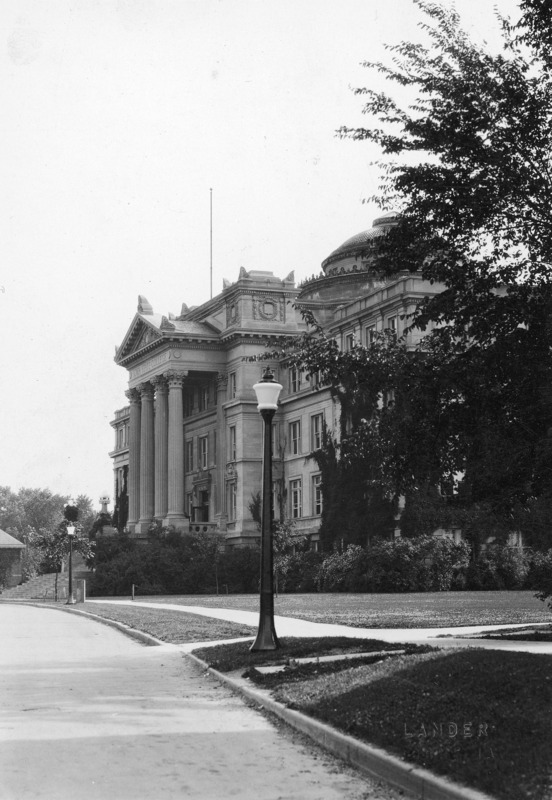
252, 295, 285, 322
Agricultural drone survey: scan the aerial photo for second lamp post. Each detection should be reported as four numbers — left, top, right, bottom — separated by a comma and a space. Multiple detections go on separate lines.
250, 366, 283, 652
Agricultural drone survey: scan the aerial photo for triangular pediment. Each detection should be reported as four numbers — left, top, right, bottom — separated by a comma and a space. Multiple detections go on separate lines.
115, 315, 163, 363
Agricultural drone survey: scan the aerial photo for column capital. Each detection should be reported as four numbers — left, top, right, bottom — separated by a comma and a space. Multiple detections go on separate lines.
151, 374, 168, 393
125, 388, 141, 405
164, 370, 188, 388
137, 382, 154, 399
216, 372, 228, 388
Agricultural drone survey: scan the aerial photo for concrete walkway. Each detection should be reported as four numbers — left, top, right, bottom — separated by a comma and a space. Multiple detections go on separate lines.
87, 599, 552, 655
0, 604, 407, 800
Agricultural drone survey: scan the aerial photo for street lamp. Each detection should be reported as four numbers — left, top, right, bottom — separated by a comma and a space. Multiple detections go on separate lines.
66, 524, 76, 605
251, 366, 283, 652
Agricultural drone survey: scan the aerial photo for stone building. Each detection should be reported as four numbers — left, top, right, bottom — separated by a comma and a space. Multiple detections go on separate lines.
110, 213, 441, 547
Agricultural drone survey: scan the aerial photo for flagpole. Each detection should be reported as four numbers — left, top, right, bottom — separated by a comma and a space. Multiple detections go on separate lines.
210, 187, 213, 299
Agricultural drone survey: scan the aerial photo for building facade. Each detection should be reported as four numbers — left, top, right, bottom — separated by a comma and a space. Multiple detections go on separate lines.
110, 214, 442, 546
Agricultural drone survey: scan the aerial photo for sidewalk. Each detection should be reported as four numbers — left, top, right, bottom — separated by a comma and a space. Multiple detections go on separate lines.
86, 599, 552, 654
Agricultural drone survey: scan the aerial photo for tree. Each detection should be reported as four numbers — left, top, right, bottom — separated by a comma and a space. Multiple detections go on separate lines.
291, 1, 552, 545
36, 519, 94, 600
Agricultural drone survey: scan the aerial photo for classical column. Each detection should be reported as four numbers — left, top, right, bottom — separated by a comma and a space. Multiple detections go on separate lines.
152, 375, 168, 520
164, 370, 187, 528
138, 382, 155, 531
125, 388, 141, 530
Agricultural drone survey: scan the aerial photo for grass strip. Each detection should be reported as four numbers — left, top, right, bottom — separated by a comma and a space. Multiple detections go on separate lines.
131, 590, 551, 628
81, 602, 255, 643
196, 640, 552, 800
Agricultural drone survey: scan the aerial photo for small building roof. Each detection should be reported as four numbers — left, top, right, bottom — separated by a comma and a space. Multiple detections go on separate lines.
0, 530, 25, 549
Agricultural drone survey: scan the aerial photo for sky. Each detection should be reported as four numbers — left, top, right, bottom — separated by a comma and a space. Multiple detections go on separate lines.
0, 0, 520, 511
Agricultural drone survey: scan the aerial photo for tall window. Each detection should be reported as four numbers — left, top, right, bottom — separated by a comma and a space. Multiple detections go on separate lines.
271, 422, 280, 456
198, 385, 208, 412
199, 436, 208, 469
345, 332, 354, 351
366, 325, 376, 346
227, 481, 237, 521
289, 366, 301, 393
290, 479, 302, 519
312, 474, 322, 516
311, 413, 323, 451
229, 425, 236, 461
289, 420, 301, 455
387, 316, 397, 340
186, 493, 193, 518
183, 390, 193, 417
185, 440, 194, 472
229, 372, 237, 399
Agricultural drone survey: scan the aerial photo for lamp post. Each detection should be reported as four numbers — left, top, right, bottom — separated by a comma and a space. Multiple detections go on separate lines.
251, 366, 283, 652
66, 524, 76, 605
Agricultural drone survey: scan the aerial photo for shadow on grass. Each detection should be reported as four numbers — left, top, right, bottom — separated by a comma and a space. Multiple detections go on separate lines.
284, 649, 552, 800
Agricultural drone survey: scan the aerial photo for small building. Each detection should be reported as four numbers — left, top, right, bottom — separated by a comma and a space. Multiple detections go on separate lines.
0, 530, 25, 589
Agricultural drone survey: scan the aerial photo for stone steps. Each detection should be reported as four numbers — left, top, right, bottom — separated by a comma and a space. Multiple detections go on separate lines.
0, 570, 92, 600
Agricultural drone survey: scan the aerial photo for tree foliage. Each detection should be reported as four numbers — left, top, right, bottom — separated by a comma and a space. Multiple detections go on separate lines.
284, 2, 552, 547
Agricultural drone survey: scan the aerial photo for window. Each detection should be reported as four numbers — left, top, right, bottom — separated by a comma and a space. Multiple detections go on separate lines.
290, 479, 302, 519
229, 425, 236, 461
117, 428, 124, 449
227, 481, 237, 521
311, 413, 323, 451
308, 369, 322, 388
289, 366, 301, 393
198, 385, 209, 412
345, 333, 354, 351
289, 420, 301, 455
186, 440, 194, 472
186, 493, 193, 518
366, 325, 376, 346
312, 474, 323, 516
272, 481, 281, 521
386, 316, 397, 339
229, 372, 237, 399
271, 422, 280, 456
183, 390, 193, 417
199, 435, 208, 469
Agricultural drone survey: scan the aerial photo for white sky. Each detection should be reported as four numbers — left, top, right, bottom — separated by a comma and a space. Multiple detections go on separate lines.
0, 0, 520, 509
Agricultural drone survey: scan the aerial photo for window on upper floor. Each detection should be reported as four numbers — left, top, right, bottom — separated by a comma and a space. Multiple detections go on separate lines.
386, 316, 398, 340
198, 385, 209, 412
289, 366, 301, 393
345, 333, 355, 351
312, 474, 323, 516
311, 413, 323, 451
183, 390, 193, 417
289, 420, 301, 455
229, 372, 237, 400
290, 479, 302, 519
229, 425, 236, 461
199, 435, 208, 469
186, 440, 194, 472
227, 481, 237, 521
366, 325, 376, 346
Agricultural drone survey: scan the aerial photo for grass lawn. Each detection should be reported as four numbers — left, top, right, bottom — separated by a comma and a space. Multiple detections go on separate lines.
109, 590, 551, 628
194, 639, 552, 800
80, 602, 255, 643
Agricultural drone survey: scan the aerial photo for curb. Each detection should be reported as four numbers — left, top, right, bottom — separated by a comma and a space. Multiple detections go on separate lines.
186, 652, 495, 800
3, 600, 166, 648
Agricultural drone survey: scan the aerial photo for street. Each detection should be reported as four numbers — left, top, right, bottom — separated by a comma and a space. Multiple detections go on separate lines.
0, 604, 405, 800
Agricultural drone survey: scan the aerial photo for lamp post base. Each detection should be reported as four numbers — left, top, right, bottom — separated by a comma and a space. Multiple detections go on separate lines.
250, 615, 280, 651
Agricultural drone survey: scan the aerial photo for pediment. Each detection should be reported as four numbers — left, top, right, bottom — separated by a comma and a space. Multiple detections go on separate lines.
115, 316, 163, 363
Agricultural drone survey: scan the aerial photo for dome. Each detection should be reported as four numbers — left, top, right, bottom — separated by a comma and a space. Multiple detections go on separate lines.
322, 211, 399, 271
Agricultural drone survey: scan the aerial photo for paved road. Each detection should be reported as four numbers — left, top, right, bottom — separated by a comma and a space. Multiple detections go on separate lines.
0, 604, 406, 800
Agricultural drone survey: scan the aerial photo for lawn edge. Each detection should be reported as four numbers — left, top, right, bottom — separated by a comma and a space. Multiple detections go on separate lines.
186, 651, 495, 800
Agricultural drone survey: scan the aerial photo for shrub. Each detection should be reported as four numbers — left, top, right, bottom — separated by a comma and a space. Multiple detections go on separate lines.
527, 549, 552, 608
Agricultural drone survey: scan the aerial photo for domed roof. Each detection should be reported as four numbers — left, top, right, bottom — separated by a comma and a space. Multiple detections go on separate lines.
322, 211, 398, 271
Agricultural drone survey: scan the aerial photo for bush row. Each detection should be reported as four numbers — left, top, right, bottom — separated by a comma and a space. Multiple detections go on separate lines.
89, 531, 546, 596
